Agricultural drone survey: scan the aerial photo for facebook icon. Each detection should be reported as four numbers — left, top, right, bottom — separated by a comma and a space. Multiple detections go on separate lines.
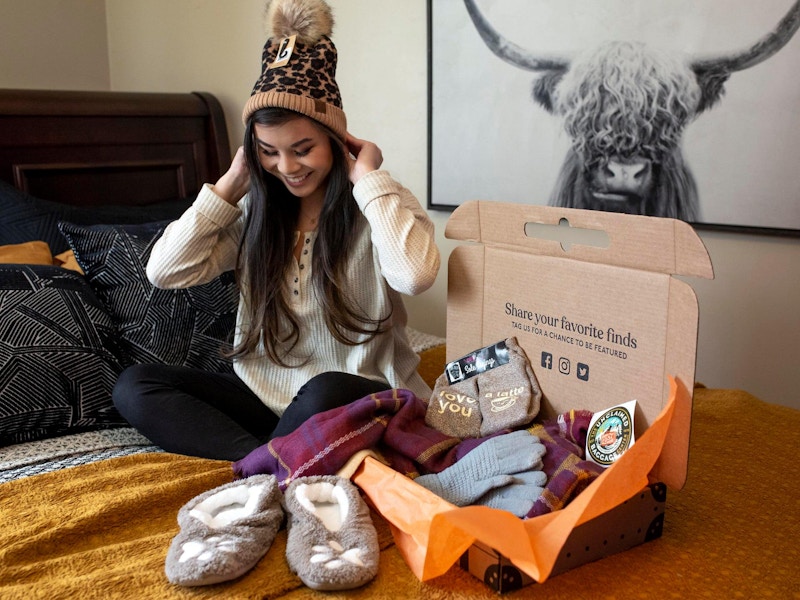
541, 352, 553, 370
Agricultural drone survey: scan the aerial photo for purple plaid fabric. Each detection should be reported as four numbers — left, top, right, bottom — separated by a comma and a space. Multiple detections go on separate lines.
233, 388, 485, 487
525, 410, 605, 517
233, 389, 604, 519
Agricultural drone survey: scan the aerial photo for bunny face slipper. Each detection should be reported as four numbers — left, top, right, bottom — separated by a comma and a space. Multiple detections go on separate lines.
283, 475, 379, 591
165, 474, 283, 586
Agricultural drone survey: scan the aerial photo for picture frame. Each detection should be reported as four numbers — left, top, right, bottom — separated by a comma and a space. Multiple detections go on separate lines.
427, 0, 800, 236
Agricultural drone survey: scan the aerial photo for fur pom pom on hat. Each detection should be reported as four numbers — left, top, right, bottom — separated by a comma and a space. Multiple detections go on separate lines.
242, 0, 346, 141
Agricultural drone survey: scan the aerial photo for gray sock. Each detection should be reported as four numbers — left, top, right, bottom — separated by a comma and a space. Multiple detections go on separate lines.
426, 374, 482, 438
283, 475, 379, 591
477, 338, 542, 436
425, 337, 542, 438
165, 474, 283, 586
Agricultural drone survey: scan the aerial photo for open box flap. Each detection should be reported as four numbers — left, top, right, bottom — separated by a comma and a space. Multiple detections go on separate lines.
445, 201, 714, 279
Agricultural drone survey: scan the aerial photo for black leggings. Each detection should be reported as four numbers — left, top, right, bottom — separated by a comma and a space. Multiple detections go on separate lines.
112, 365, 390, 461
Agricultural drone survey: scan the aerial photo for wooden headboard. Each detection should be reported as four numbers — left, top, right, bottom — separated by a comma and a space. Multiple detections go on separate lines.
0, 89, 231, 208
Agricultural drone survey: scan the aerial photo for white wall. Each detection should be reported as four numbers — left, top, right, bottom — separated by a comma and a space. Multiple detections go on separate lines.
689, 232, 800, 406
5, 1, 799, 409
105, 0, 265, 151
0, 0, 110, 90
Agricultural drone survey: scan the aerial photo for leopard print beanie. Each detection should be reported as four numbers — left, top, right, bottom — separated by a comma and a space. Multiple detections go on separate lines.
242, 0, 346, 141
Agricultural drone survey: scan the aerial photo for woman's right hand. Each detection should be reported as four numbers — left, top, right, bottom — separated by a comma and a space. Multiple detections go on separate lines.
212, 146, 250, 205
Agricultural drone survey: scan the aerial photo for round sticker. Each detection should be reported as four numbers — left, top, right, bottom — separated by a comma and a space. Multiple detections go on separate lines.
587, 404, 634, 466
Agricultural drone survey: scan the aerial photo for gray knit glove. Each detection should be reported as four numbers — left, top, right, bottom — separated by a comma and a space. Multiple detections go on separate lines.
476, 469, 547, 517
414, 430, 546, 506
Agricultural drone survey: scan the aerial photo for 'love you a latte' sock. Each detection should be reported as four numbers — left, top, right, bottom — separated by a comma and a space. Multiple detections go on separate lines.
476, 338, 542, 436
425, 338, 542, 438
425, 374, 482, 438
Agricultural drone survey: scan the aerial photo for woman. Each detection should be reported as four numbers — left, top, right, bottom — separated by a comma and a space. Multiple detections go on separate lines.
112, 0, 440, 460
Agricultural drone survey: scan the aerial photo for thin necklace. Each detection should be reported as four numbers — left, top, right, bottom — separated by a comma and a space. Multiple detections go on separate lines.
299, 207, 318, 226
299, 201, 321, 226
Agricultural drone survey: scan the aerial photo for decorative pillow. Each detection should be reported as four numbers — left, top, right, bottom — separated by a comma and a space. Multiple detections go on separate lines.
0, 180, 73, 254
0, 265, 127, 446
53, 249, 84, 273
59, 221, 238, 373
0, 240, 54, 265
0, 179, 195, 254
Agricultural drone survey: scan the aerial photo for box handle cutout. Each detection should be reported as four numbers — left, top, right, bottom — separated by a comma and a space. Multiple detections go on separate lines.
524, 218, 610, 252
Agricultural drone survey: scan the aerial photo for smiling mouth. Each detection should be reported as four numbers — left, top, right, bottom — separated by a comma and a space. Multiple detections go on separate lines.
284, 173, 311, 186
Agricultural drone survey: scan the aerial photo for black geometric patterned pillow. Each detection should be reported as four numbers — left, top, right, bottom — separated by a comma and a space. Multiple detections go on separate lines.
0, 265, 127, 445
0, 178, 195, 254
59, 221, 238, 373
0, 180, 74, 254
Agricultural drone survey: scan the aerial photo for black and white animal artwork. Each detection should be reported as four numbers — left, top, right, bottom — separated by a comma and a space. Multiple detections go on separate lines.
429, 1, 800, 230
463, 0, 800, 220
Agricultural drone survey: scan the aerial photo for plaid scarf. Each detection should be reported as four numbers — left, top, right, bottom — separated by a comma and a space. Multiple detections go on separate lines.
233, 388, 485, 487
525, 410, 604, 517
233, 389, 604, 518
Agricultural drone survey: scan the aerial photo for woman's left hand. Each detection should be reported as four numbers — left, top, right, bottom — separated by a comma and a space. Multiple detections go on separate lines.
345, 133, 383, 184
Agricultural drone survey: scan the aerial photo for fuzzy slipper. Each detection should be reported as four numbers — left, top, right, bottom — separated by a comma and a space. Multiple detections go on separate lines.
165, 474, 283, 586
283, 475, 379, 591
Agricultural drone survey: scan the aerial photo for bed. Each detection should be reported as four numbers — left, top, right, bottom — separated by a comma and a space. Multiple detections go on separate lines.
0, 88, 236, 467
1, 89, 797, 599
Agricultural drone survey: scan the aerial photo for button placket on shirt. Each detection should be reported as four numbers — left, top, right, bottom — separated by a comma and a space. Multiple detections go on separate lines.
290, 233, 313, 304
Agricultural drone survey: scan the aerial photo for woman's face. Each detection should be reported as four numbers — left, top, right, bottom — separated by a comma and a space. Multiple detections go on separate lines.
254, 117, 334, 204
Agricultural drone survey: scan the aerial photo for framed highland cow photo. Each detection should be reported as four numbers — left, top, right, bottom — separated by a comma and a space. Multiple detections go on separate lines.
427, 0, 800, 235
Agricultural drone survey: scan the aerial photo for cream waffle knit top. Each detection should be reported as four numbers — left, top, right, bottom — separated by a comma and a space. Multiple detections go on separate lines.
146, 170, 440, 415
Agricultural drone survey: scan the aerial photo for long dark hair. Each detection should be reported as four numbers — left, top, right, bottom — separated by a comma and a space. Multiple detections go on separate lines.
226, 108, 388, 366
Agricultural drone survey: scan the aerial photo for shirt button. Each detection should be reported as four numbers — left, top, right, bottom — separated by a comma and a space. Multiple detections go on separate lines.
299, 264, 305, 270
293, 289, 299, 295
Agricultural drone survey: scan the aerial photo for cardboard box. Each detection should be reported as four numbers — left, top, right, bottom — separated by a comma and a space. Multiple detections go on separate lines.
353, 202, 712, 589
459, 483, 667, 593
445, 201, 713, 487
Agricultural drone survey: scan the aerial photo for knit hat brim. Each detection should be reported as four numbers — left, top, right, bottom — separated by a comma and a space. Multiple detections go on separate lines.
243, 90, 347, 141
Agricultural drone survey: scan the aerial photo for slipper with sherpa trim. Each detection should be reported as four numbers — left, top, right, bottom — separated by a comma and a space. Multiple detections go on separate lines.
283, 475, 379, 591
165, 474, 283, 586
